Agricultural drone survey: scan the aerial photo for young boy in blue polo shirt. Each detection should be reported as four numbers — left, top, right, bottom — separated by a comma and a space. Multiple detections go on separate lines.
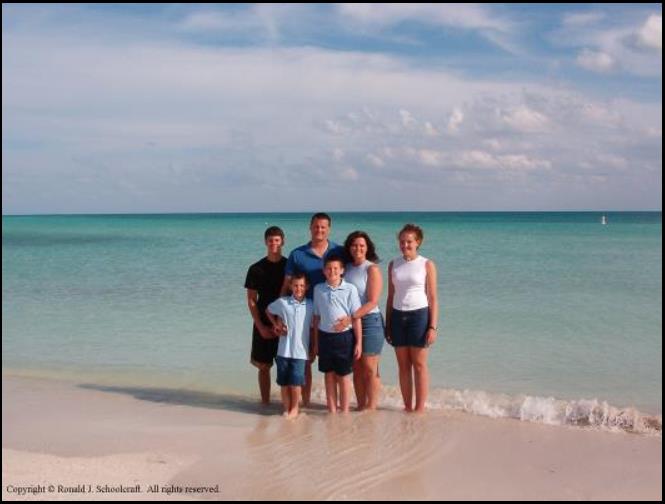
312, 255, 362, 413
266, 273, 313, 419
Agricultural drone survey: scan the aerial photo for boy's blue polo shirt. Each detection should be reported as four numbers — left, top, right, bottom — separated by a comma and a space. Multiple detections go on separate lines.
285, 241, 345, 299
313, 280, 361, 333
267, 296, 313, 360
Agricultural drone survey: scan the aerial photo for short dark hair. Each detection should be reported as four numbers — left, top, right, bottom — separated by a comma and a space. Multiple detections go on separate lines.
264, 226, 285, 241
290, 272, 307, 283
310, 212, 332, 226
323, 254, 345, 268
344, 231, 380, 263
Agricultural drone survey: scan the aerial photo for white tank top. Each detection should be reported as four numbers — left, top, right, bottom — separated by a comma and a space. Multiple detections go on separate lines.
344, 260, 380, 314
391, 255, 429, 311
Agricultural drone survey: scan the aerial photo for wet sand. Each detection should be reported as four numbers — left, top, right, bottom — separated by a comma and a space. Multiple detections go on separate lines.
2, 375, 661, 500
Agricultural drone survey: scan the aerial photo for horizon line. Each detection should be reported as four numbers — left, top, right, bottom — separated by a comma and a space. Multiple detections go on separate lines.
2, 209, 663, 217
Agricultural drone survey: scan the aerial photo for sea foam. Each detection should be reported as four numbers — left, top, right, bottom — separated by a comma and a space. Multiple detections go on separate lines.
313, 384, 662, 436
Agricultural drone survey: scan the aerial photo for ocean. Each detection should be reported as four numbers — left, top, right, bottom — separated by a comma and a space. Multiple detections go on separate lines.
2, 212, 662, 434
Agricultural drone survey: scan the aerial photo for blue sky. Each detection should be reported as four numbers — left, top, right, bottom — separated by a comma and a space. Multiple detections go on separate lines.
2, 3, 662, 213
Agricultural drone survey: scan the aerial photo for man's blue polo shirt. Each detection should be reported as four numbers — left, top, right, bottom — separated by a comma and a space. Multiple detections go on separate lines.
285, 241, 346, 299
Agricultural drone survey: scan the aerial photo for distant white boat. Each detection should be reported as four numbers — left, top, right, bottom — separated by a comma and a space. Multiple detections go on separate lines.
601, 215, 608, 225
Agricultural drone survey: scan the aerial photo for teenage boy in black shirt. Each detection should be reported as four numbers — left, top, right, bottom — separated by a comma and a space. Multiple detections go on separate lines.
244, 226, 287, 405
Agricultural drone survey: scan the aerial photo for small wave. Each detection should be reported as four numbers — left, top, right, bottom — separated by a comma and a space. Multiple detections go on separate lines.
360, 385, 661, 436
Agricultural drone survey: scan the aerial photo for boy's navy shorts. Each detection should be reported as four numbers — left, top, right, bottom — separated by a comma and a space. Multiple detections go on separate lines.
318, 329, 354, 377
275, 357, 307, 387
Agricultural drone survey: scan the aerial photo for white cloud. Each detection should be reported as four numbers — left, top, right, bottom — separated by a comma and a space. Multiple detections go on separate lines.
336, 3, 517, 53
333, 148, 345, 161
178, 5, 310, 43
484, 138, 502, 150
500, 106, 550, 133
637, 14, 662, 50
366, 153, 385, 168
418, 149, 444, 167
457, 150, 499, 169
447, 107, 464, 134
2, 7, 661, 213
576, 48, 616, 73
577, 153, 630, 173
381, 147, 397, 159
338, 3, 511, 32
399, 109, 417, 129
424, 121, 439, 137
325, 120, 347, 136
562, 11, 606, 27
339, 166, 359, 181
579, 102, 623, 127
450, 151, 552, 171
180, 11, 239, 32
497, 154, 551, 171
553, 10, 661, 77
411, 147, 553, 173
595, 154, 628, 170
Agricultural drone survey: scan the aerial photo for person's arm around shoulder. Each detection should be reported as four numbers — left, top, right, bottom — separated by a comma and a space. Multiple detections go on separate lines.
354, 264, 384, 319
425, 259, 439, 347
333, 266, 382, 332
311, 315, 320, 361
349, 284, 363, 360
385, 260, 394, 344
352, 316, 362, 360
265, 299, 286, 339
310, 287, 321, 361
247, 289, 273, 339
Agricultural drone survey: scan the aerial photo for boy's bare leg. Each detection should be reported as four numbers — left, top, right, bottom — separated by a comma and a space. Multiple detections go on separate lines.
289, 386, 301, 419
338, 375, 352, 413
280, 386, 290, 416
352, 360, 366, 411
324, 373, 338, 413
302, 362, 312, 407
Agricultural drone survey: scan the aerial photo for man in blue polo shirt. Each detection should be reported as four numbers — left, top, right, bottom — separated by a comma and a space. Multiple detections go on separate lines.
280, 212, 345, 406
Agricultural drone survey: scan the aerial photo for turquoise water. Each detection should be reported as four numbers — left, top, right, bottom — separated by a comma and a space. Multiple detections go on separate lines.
2, 212, 662, 429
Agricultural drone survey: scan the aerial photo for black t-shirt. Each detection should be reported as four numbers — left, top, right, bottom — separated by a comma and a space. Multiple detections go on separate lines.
244, 256, 287, 325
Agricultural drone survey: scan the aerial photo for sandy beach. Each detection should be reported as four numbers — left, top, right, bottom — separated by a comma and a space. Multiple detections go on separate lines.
2, 375, 661, 501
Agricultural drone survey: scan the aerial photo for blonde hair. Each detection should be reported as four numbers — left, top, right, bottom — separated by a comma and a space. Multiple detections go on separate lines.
398, 223, 424, 246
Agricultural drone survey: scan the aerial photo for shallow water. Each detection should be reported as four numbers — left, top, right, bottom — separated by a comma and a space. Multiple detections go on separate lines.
3, 212, 662, 431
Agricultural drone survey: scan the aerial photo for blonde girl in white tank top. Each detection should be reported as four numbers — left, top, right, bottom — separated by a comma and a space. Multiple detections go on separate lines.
386, 224, 439, 413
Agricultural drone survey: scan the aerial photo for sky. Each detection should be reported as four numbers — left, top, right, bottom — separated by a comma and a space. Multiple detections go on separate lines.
2, 3, 662, 214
